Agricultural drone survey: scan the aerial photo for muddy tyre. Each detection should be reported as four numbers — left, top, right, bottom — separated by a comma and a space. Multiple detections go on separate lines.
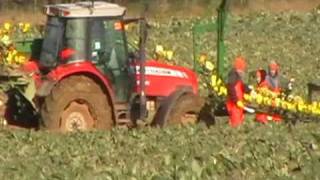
0, 91, 8, 118
40, 75, 113, 132
152, 93, 202, 127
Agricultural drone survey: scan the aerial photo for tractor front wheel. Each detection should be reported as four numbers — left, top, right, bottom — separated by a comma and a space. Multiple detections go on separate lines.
152, 93, 202, 127
40, 75, 113, 132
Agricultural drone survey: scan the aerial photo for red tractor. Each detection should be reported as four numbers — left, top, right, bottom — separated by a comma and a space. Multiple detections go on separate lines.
5, 1, 202, 131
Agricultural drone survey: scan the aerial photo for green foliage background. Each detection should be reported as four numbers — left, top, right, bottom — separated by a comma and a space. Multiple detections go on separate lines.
0, 121, 319, 179
145, 10, 320, 96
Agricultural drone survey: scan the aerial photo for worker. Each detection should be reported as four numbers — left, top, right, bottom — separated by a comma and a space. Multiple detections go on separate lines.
265, 61, 282, 122
226, 56, 255, 127
256, 69, 268, 88
266, 61, 281, 93
255, 69, 270, 123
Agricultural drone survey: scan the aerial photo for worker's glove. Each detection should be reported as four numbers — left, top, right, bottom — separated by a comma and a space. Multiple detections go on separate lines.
237, 101, 255, 113
250, 89, 257, 98
244, 106, 255, 113
287, 78, 295, 91
236, 101, 245, 109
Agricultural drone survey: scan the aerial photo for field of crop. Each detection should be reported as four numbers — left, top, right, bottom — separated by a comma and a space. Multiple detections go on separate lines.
0, 2, 319, 179
0, 121, 319, 179
146, 10, 320, 95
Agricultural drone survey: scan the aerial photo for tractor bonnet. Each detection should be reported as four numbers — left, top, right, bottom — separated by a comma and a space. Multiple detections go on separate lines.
44, 1, 126, 18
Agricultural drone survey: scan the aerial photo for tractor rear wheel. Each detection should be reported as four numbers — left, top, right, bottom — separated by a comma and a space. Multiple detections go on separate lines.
152, 93, 202, 127
40, 75, 113, 132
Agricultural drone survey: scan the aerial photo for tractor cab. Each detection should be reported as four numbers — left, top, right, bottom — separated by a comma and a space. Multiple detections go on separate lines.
40, 1, 132, 102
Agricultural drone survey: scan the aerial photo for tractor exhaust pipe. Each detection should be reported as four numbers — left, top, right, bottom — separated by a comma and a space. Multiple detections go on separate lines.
216, 0, 231, 79
91, 0, 94, 7
139, 18, 148, 121
139, 2, 149, 121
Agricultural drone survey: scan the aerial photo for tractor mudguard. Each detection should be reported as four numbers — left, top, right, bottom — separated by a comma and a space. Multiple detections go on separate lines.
37, 62, 118, 122
152, 86, 202, 127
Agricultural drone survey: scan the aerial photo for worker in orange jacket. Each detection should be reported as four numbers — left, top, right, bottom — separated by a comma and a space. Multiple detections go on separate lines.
255, 69, 269, 123
255, 69, 268, 88
265, 61, 282, 122
226, 56, 254, 127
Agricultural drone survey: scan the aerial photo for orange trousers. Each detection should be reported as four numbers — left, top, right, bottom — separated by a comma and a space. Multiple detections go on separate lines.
226, 101, 244, 127
256, 113, 282, 123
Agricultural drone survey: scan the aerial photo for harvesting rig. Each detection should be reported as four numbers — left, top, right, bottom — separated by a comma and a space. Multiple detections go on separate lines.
192, 0, 320, 122
0, 1, 203, 131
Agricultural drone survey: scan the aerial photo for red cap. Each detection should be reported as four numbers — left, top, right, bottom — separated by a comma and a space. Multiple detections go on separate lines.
233, 56, 246, 71
269, 61, 279, 71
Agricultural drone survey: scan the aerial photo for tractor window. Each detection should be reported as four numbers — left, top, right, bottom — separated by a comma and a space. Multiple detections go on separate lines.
90, 18, 131, 102
39, 16, 64, 68
104, 20, 127, 70
90, 19, 127, 68
64, 19, 87, 61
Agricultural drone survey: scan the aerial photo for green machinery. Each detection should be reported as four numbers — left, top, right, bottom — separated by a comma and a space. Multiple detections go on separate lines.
191, 0, 231, 117
193, 0, 230, 81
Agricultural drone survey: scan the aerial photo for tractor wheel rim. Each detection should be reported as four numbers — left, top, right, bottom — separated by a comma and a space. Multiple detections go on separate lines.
61, 101, 94, 131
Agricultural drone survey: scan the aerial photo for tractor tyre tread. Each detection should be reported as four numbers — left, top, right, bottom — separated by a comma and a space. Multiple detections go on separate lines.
167, 94, 201, 125
152, 93, 202, 127
40, 75, 113, 131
